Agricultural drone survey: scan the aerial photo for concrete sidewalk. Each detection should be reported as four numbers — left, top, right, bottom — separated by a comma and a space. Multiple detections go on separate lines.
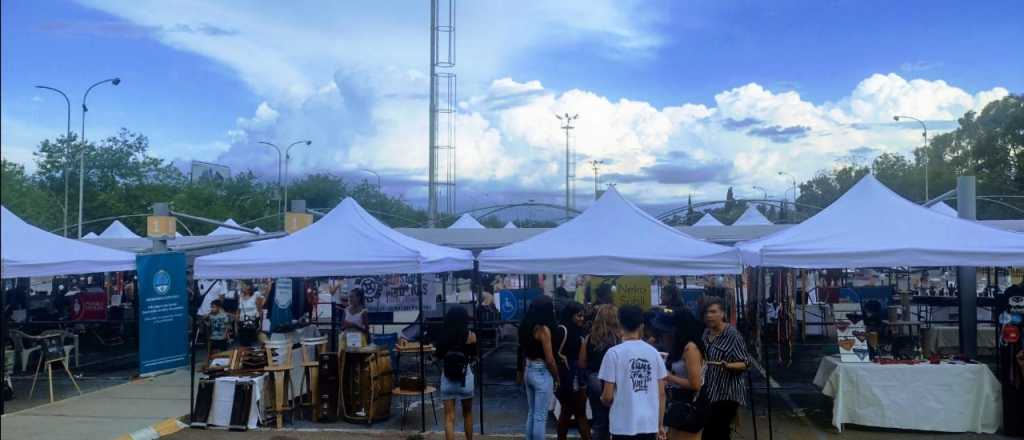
0, 368, 191, 440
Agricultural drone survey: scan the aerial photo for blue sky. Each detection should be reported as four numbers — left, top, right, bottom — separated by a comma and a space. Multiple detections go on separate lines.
2, 0, 1021, 210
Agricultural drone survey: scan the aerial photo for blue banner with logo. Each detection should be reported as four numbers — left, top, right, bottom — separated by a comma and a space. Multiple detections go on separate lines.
498, 288, 543, 322
137, 252, 188, 374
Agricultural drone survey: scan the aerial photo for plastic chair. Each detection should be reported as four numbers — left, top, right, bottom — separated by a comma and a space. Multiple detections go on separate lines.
263, 338, 294, 428
28, 330, 81, 403
8, 329, 41, 372
299, 336, 328, 422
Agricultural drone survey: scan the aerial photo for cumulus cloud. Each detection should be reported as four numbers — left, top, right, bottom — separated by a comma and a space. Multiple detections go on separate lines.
58, 2, 1013, 208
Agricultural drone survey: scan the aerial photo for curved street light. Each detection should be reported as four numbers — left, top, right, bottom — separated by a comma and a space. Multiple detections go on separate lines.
35, 85, 72, 236
257, 141, 284, 217
753, 185, 768, 200
893, 115, 929, 201
358, 168, 382, 191
78, 77, 121, 238
283, 140, 312, 212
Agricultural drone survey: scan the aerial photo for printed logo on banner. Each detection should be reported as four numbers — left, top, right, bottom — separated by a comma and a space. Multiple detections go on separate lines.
153, 270, 171, 295
587, 276, 652, 310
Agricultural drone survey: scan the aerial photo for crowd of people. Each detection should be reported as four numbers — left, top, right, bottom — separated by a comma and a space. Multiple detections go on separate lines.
436, 283, 752, 440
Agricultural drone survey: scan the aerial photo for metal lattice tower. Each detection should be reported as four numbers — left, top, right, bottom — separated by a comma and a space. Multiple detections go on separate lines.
556, 113, 579, 216
428, 0, 456, 226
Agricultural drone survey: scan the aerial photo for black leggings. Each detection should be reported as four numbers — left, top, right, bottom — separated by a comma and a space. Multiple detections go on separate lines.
703, 400, 739, 440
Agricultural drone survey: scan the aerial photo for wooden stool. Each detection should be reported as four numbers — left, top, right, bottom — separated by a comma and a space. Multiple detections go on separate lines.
393, 385, 438, 431
299, 336, 328, 422
28, 330, 81, 403
263, 339, 294, 428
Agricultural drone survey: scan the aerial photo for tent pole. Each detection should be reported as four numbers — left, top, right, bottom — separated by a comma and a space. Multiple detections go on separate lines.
330, 280, 338, 352
761, 267, 774, 440
1, 278, 6, 415
415, 274, 423, 433
743, 270, 758, 440
189, 280, 197, 424
473, 263, 484, 434
418, 273, 426, 433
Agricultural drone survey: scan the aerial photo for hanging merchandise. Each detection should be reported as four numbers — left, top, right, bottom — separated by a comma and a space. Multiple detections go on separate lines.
270, 278, 294, 332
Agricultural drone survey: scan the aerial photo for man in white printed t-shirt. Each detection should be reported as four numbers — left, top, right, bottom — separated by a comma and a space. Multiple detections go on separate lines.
599, 305, 667, 440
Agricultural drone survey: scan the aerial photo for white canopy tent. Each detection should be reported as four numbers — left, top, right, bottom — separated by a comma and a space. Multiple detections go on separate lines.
194, 198, 474, 278
99, 220, 141, 238
693, 212, 724, 226
503, 221, 518, 229
478, 187, 743, 275
207, 218, 253, 236
929, 202, 958, 217
1, 206, 136, 278
738, 175, 1024, 268
83, 232, 99, 239
448, 213, 486, 229
254, 226, 266, 234
732, 206, 773, 226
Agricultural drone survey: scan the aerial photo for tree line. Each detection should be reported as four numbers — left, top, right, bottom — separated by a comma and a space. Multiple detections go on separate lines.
2, 96, 1021, 234
671, 94, 1023, 225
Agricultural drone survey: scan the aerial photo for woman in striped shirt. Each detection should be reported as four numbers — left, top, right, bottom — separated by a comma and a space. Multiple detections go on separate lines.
700, 297, 750, 440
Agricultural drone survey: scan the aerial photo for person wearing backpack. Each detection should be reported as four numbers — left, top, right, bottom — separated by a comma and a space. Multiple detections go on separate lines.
436, 305, 477, 440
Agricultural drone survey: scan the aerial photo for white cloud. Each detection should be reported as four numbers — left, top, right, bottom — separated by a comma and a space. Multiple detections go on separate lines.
834, 73, 1009, 123
43, 3, 1013, 207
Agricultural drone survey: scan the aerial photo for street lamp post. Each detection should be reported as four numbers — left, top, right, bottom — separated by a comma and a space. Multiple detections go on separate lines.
894, 115, 929, 201
35, 85, 72, 237
257, 141, 284, 218
283, 140, 312, 212
777, 171, 797, 220
78, 77, 121, 238
589, 160, 603, 200
556, 113, 579, 217
753, 185, 768, 200
358, 169, 383, 191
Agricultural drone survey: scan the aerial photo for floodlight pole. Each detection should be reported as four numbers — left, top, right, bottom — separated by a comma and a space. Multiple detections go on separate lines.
557, 113, 578, 217
590, 159, 603, 200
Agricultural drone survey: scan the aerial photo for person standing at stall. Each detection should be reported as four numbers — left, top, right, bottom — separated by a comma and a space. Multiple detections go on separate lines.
555, 301, 591, 440
700, 297, 750, 440
342, 287, 369, 345
579, 304, 620, 440
518, 295, 560, 440
664, 312, 706, 440
206, 299, 232, 352
236, 282, 264, 346
598, 305, 667, 440
436, 305, 477, 440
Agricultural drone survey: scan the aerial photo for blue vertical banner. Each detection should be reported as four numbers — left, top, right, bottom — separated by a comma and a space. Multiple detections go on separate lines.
137, 252, 188, 374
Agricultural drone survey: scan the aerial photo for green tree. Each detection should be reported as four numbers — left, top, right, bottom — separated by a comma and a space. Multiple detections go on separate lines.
1, 160, 62, 230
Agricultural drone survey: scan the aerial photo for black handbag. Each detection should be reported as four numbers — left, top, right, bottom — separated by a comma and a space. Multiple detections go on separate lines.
664, 365, 710, 432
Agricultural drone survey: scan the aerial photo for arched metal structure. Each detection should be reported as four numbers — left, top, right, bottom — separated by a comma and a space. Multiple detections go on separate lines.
458, 202, 584, 224
655, 198, 824, 224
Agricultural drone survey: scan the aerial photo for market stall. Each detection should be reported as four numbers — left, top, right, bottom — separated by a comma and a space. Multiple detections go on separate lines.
812, 355, 1001, 433
2, 206, 139, 414
1, 206, 137, 277
737, 175, 1024, 434
192, 197, 473, 430
479, 187, 742, 275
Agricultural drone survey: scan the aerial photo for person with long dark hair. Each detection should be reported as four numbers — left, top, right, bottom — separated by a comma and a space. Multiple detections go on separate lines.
436, 305, 477, 440
700, 297, 750, 440
578, 304, 619, 440
663, 311, 705, 440
555, 301, 590, 440
518, 295, 560, 440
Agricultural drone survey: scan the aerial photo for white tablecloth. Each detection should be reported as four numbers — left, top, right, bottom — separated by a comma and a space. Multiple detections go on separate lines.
922, 325, 997, 356
208, 375, 265, 429
812, 356, 1002, 433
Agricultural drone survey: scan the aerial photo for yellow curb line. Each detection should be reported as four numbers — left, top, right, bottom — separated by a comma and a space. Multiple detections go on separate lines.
114, 417, 187, 440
